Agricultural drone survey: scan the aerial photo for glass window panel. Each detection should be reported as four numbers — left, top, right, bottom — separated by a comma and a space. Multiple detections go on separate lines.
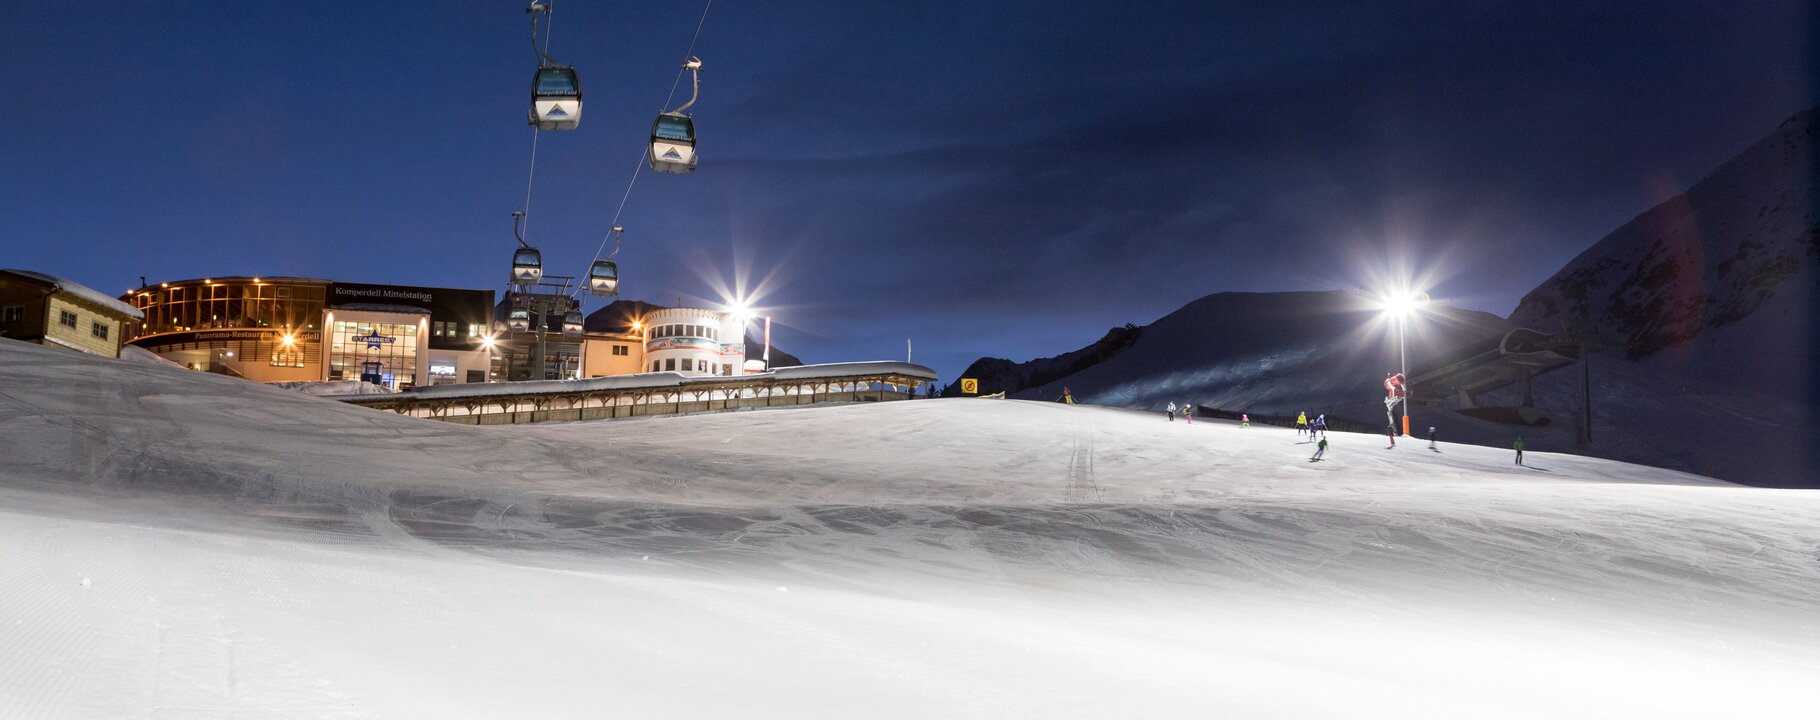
654, 115, 693, 141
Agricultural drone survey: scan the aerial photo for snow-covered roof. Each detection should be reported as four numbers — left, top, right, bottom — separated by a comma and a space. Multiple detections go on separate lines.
2, 269, 144, 319
392, 360, 937, 401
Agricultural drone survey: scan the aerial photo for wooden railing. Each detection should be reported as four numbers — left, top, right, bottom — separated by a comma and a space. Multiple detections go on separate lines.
336, 361, 937, 425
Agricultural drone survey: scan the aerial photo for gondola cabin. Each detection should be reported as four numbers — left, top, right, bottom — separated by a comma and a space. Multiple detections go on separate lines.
588, 260, 619, 296
529, 67, 582, 131
510, 247, 544, 285
647, 113, 697, 173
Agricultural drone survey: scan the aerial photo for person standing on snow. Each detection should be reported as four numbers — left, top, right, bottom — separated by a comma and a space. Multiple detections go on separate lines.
1514, 436, 1526, 465
1427, 426, 1437, 449
1183, 403, 1193, 424
1166, 401, 1176, 422
1387, 423, 1397, 448
1296, 411, 1308, 435
1241, 413, 1250, 428
1314, 414, 1327, 437
1311, 436, 1328, 461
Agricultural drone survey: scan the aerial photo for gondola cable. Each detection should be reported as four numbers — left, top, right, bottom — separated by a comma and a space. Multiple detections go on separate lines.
573, 0, 715, 298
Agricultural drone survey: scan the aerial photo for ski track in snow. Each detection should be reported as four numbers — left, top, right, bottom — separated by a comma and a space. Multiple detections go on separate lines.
2, 338, 1819, 718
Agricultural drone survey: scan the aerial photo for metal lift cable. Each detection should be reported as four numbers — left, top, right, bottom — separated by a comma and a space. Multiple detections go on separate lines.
576, 0, 715, 295
518, 1, 556, 248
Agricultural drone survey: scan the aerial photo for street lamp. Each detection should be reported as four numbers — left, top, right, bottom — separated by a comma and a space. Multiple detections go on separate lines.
727, 303, 770, 371
1380, 289, 1429, 436
479, 334, 498, 382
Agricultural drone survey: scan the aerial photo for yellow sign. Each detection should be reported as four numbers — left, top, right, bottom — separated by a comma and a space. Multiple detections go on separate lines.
960, 378, 978, 394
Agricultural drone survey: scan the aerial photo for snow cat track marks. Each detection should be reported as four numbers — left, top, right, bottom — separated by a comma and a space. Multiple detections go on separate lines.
0, 527, 92, 718
1064, 421, 1101, 503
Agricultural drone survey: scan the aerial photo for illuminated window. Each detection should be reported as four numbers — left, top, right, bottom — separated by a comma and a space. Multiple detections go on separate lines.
271, 350, 305, 368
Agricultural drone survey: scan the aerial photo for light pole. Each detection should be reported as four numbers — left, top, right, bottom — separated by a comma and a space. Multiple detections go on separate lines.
1381, 290, 1428, 436
1398, 311, 1409, 436
729, 303, 769, 371
480, 334, 498, 382
631, 319, 647, 372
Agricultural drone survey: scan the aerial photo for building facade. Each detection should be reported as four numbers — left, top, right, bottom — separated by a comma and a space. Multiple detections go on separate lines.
112, 275, 760, 387
123, 277, 494, 390
0, 269, 145, 358
642, 307, 747, 376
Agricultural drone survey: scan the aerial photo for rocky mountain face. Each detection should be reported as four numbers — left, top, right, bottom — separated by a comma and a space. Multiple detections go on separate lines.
1510, 109, 1819, 390
1502, 107, 1820, 486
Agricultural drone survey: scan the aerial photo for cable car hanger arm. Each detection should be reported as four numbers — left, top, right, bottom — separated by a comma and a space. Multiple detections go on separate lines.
528, 1, 561, 68
671, 57, 703, 114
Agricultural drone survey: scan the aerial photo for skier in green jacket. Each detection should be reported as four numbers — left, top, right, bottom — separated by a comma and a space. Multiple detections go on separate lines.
1514, 436, 1526, 465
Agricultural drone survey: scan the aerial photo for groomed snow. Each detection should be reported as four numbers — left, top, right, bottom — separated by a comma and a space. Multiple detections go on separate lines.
1, 337, 1817, 718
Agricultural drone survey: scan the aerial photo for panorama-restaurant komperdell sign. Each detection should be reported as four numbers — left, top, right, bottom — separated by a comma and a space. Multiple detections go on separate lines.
135, 329, 323, 347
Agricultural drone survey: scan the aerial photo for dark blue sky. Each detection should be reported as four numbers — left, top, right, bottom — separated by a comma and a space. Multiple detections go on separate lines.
2, 1, 1812, 382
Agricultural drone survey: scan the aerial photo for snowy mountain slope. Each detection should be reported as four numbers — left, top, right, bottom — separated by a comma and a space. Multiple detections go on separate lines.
1495, 108, 1820, 486
952, 111, 1820, 487
1510, 108, 1819, 372
960, 290, 1507, 421
3, 337, 1818, 717
959, 323, 1143, 397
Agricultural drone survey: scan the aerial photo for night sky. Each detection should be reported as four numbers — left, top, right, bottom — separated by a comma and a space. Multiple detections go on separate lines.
2, 1, 1812, 382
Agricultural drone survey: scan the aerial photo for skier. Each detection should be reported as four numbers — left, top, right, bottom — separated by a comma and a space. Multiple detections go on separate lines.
1383, 372, 1406, 430
1166, 401, 1176, 422
1241, 413, 1250, 428
1427, 425, 1437, 449
1314, 414, 1327, 437
1183, 403, 1193, 424
1296, 411, 1308, 435
1514, 436, 1526, 465
1061, 386, 1075, 405
1311, 436, 1327, 461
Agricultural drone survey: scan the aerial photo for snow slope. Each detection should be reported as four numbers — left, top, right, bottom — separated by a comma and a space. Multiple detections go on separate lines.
955, 110, 1820, 487
2, 337, 1818, 718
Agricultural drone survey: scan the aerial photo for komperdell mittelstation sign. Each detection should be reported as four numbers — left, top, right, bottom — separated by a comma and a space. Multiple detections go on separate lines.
329, 285, 436, 304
